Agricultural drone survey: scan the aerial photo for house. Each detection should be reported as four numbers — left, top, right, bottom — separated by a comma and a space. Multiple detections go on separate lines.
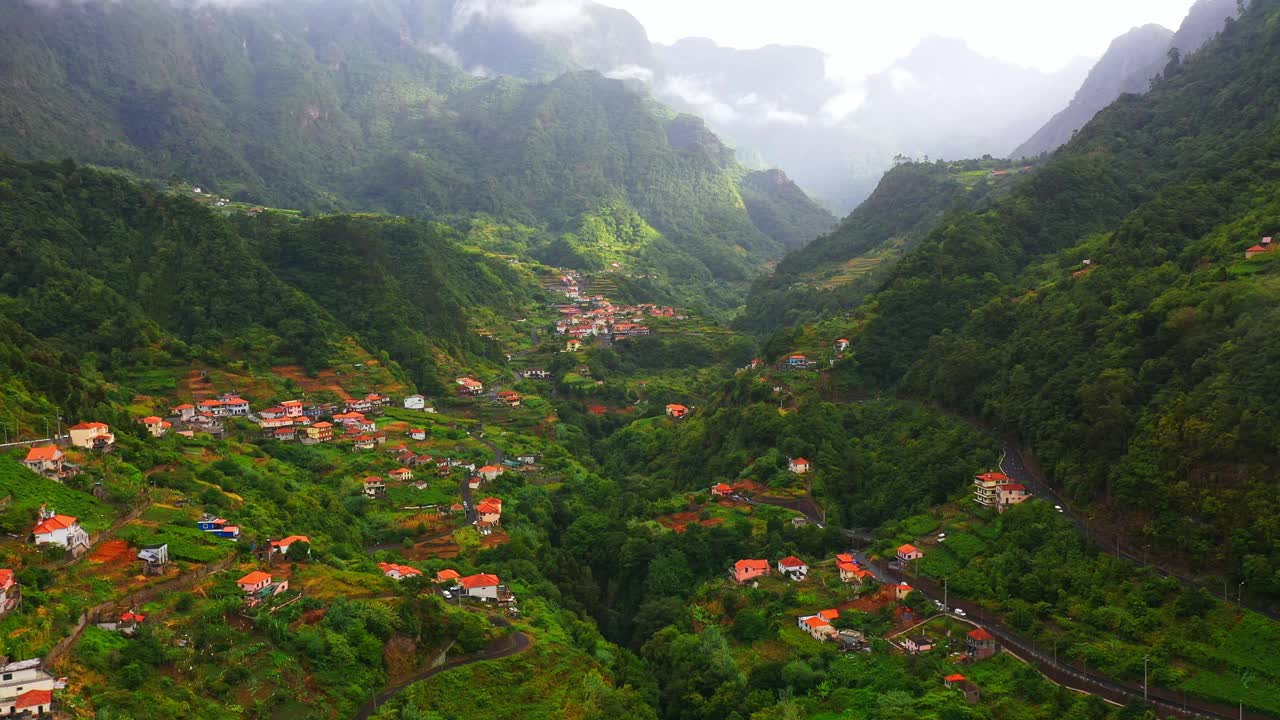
353, 436, 377, 451
516, 453, 540, 465
788, 457, 811, 474
409, 427, 428, 441
521, 369, 551, 380
31, 508, 90, 554
732, 559, 770, 584
902, 634, 934, 653
237, 571, 274, 594
280, 400, 305, 418
786, 354, 808, 367
404, 394, 428, 410
137, 544, 169, 575
966, 627, 999, 660
665, 404, 689, 419
467, 476, 483, 490
894, 583, 914, 601
302, 422, 334, 444
197, 516, 240, 539
973, 472, 1030, 512
389, 468, 413, 482
943, 673, 967, 689
478, 465, 504, 482
459, 573, 501, 601
140, 416, 172, 438
221, 396, 250, 416
835, 338, 850, 351
378, 562, 423, 580
0, 569, 19, 614
565, 339, 582, 352
897, 544, 923, 563
456, 377, 485, 396
777, 556, 809, 581
1246, 244, 1271, 259
271, 427, 298, 441
798, 614, 836, 641
259, 406, 287, 420
68, 421, 115, 450
270, 535, 311, 556
363, 476, 387, 498
332, 411, 365, 426
0, 659, 56, 716
434, 569, 461, 584
837, 560, 874, 585
172, 403, 196, 421
496, 391, 522, 407
22, 446, 64, 478
953, 679, 981, 703
476, 497, 503, 524
838, 628, 868, 651
711, 483, 734, 498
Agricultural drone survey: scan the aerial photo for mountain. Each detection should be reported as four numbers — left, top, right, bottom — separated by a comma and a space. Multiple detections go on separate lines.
1014, 0, 1240, 158
829, 0, 1280, 599
0, 0, 831, 308
640, 36, 1090, 211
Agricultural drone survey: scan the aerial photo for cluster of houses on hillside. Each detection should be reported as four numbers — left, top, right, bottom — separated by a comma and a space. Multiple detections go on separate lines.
167, 392, 399, 444
548, 275, 684, 341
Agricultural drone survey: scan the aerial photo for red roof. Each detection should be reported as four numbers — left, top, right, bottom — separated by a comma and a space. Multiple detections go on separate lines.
837, 561, 858, 572
712, 483, 733, 493
459, 573, 500, 589
0, 569, 14, 589
898, 544, 919, 555
967, 628, 994, 641
735, 559, 769, 572
479, 465, 502, 473
173, 403, 195, 410
1247, 244, 1269, 253
975, 472, 1012, 483
198, 400, 223, 407
69, 421, 109, 430
1001, 483, 1026, 492
791, 457, 810, 465
436, 569, 461, 581
238, 571, 272, 586
779, 556, 806, 568
835, 553, 854, 564
271, 535, 311, 548
817, 608, 839, 620
141, 416, 162, 424
24, 446, 61, 462
14, 689, 53, 710
378, 562, 422, 577
33, 514, 77, 535
945, 673, 967, 682
802, 616, 831, 629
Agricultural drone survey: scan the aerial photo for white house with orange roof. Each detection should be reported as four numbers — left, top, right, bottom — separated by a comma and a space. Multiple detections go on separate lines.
478, 465, 504, 482
434, 569, 461, 584
31, 507, 89, 553
0, 658, 56, 716
140, 416, 172, 438
455, 377, 485, 396
220, 396, 250, 416
797, 609, 839, 641
459, 573, 501, 601
665, 404, 689, 419
236, 571, 274, 594
711, 483, 734, 498
732, 559, 770, 584
172, 403, 196, 421
378, 562, 423, 581
777, 556, 809, 581
363, 476, 386, 498
897, 544, 923, 563
22, 446, 64, 478
788, 457, 811, 474
270, 535, 311, 556
68, 421, 114, 450
476, 497, 503, 525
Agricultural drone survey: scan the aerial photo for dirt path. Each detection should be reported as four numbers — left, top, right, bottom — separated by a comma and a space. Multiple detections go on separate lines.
351, 630, 531, 720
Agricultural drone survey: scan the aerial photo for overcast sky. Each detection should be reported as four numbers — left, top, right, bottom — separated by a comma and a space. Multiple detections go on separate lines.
602, 0, 1198, 79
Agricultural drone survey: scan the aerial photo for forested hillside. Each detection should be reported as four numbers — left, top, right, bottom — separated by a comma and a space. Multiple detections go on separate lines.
829, 0, 1280, 599
0, 0, 831, 306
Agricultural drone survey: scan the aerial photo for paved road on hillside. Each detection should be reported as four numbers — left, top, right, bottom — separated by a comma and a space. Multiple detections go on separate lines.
351, 629, 531, 720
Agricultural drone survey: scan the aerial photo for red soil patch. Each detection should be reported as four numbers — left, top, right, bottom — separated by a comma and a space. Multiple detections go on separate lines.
656, 511, 724, 534
407, 536, 460, 560
272, 365, 354, 400
587, 405, 608, 416
89, 540, 132, 565
731, 480, 770, 495
839, 585, 897, 614
480, 531, 510, 549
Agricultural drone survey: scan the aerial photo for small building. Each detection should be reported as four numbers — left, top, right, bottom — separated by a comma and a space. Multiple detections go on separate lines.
353, 436, 377, 451
894, 583, 914, 601
476, 497, 503, 525
409, 427, 428, 441
478, 465, 504, 482
0, 659, 56, 716
798, 614, 836, 641
897, 544, 923, 563
788, 457, 811, 474
521, 369, 551, 380
953, 679, 981, 703
272, 427, 298, 441
732, 559, 770, 584
835, 338, 850, 351
902, 634, 934, 653
1246, 244, 1271, 259
944, 673, 967, 689
973, 471, 1030, 512
270, 535, 311, 556
31, 508, 90, 554
303, 422, 334, 444
711, 483, 734, 498
22, 446, 64, 478
237, 571, 274, 594
140, 416, 172, 438
456, 378, 485, 396
0, 569, 19, 615
172, 403, 196, 421
389, 468, 413, 482
434, 569, 461, 584
137, 544, 169, 576
280, 400, 305, 418
459, 573, 501, 601
403, 394, 428, 410
378, 562, 423, 581
363, 476, 386, 498
777, 556, 809, 581
221, 396, 250, 416
496, 391, 522, 407
966, 627, 999, 660
68, 421, 115, 450
665, 404, 689, 419
786, 354, 808, 367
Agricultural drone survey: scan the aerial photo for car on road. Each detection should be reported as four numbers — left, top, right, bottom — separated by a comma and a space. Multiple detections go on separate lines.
952, 608, 966, 617
1054, 504, 1064, 513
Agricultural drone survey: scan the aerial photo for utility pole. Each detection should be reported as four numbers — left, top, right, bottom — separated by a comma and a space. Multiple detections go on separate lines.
1143, 655, 1150, 702
943, 577, 948, 615
1238, 581, 1245, 604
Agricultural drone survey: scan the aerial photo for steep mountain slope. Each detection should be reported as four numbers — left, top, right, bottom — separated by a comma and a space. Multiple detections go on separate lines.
1014, 0, 1239, 158
0, 157, 544, 402
738, 159, 1015, 334
0, 0, 829, 304
836, 0, 1280, 599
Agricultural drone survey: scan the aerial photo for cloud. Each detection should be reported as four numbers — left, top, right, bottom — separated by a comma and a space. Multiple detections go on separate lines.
605, 64, 655, 84
425, 43, 464, 67
887, 66, 918, 94
451, 0, 594, 37
659, 75, 739, 123
818, 86, 867, 125
735, 92, 760, 107
762, 107, 809, 126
